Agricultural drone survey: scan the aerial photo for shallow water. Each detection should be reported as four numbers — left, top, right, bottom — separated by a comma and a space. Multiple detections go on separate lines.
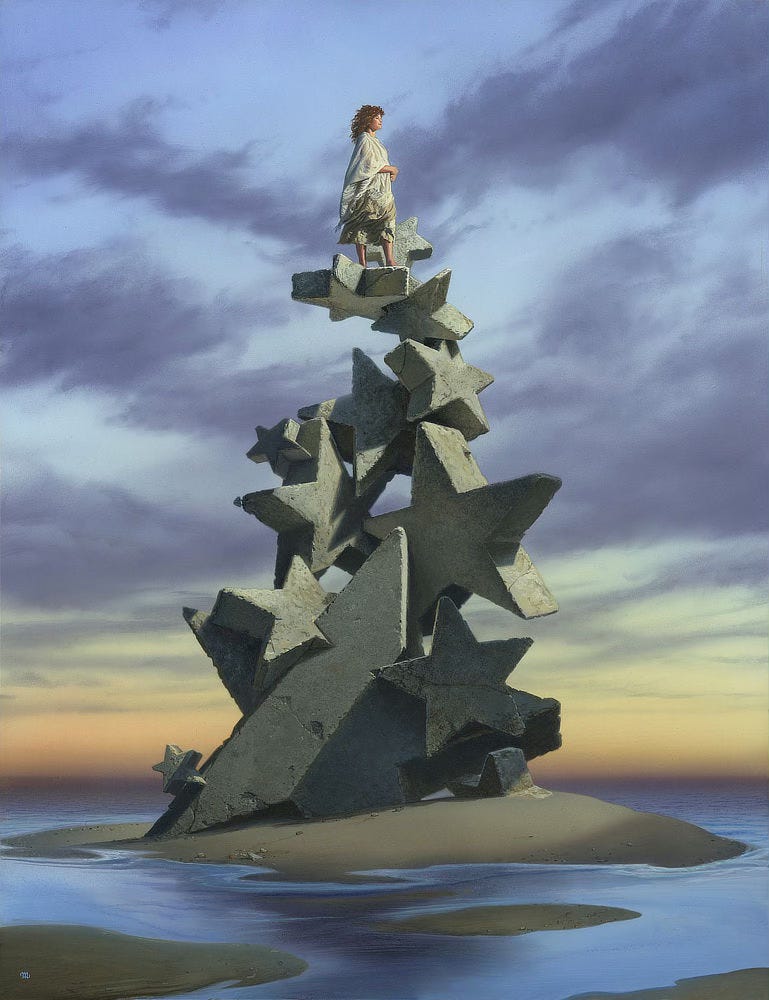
1, 779, 767, 1000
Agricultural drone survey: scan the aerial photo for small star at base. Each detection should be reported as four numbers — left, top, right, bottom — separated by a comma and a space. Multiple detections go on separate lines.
152, 744, 206, 794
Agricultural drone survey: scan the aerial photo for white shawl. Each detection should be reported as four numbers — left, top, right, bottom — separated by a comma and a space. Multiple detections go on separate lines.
338, 133, 391, 227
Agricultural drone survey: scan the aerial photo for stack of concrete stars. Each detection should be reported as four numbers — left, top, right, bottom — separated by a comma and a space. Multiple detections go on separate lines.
149, 220, 562, 838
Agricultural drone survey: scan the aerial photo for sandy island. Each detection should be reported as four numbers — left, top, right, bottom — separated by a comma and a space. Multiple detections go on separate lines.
0, 925, 306, 1000
4, 788, 746, 880
373, 901, 641, 936
4, 790, 757, 1000
567, 968, 769, 999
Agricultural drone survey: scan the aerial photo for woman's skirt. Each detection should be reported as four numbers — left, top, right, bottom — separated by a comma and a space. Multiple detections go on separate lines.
338, 186, 396, 246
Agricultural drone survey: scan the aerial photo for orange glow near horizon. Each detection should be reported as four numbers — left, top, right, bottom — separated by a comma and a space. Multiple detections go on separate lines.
3, 549, 766, 788
3, 702, 767, 784
1, 707, 241, 781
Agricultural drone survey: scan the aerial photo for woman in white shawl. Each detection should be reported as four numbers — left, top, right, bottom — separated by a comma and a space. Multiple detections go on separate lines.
338, 105, 399, 268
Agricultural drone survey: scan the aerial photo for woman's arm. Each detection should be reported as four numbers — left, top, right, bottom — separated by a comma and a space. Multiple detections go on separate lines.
378, 165, 399, 180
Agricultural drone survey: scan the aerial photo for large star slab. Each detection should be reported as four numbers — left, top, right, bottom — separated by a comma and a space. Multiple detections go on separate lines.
367, 216, 433, 267
236, 417, 383, 585
371, 268, 474, 342
291, 254, 413, 322
378, 598, 529, 755
247, 418, 312, 479
152, 745, 206, 795
298, 349, 414, 496
364, 422, 560, 631
154, 529, 409, 834
385, 338, 493, 440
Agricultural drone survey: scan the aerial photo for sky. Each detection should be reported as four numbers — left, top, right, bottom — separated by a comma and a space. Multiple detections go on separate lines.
2, 0, 767, 787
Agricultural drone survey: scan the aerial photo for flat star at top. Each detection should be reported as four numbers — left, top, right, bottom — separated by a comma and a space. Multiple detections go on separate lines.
291, 253, 413, 323
378, 598, 530, 755
298, 349, 414, 496
385, 338, 493, 440
364, 422, 560, 631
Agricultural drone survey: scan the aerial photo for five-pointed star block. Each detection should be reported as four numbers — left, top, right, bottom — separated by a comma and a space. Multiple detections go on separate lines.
291, 253, 414, 322
247, 418, 312, 479
378, 598, 529, 756
366, 216, 433, 268
364, 422, 561, 631
207, 555, 333, 695
236, 417, 383, 585
152, 745, 206, 795
157, 529, 410, 833
385, 338, 494, 440
371, 268, 474, 342
298, 349, 414, 496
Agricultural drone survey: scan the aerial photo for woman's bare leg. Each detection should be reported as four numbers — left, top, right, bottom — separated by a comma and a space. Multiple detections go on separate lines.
355, 243, 367, 267
382, 239, 396, 267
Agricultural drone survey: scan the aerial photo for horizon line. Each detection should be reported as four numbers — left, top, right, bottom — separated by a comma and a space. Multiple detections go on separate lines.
2, 772, 767, 791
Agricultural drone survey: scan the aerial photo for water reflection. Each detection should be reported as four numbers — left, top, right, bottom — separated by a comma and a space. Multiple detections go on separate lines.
2, 783, 767, 1000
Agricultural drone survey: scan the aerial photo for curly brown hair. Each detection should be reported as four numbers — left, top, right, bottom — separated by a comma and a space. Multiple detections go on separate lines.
350, 105, 384, 142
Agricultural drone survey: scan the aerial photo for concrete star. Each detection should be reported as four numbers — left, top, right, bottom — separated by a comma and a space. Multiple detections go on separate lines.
385, 338, 493, 440
364, 422, 561, 631
208, 555, 333, 693
371, 268, 474, 342
152, 745, 206, 794
247, 418, 312, 479
367, 216, 433, 267
236, 417, 383, 585
291, 253, 413, 322
298, 349, 414, 496
448, 747, 533, 798
378, 598, 529, 755
398, 686, 561, 802
183, 607, 264, 716
153, 529, 409, 834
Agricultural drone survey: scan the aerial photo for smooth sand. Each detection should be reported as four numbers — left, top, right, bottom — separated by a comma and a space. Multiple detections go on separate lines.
0, 924, 307, 1000
373, 902, 641, 936
567, 968, 769, 999
3, 790, 745, 880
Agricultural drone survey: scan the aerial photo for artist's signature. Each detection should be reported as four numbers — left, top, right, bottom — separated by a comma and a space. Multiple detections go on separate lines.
19, 971, 31, 980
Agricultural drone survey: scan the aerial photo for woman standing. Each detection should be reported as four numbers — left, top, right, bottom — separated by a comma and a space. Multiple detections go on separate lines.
338, 105, 399, 268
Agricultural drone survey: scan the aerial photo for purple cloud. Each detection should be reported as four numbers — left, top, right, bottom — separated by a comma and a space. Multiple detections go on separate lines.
5, 98, 334, 256
395, 1, 767, 210
0, 241, 283, 391
2, 465, 275, 610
